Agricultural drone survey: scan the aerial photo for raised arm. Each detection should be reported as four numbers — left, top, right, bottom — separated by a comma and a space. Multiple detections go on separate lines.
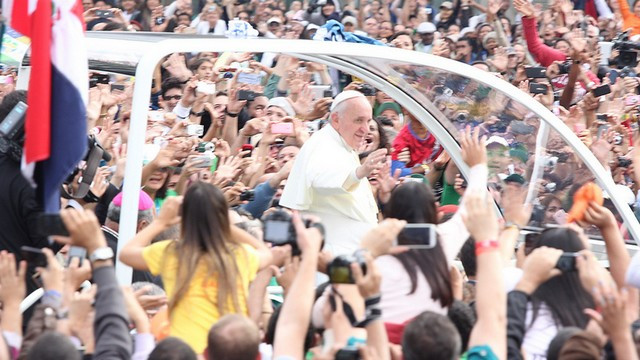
272, 212, 323, 358
463, 193, 506, 359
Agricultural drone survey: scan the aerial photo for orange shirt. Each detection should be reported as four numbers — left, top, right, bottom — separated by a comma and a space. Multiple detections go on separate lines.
617, 0, 640, 36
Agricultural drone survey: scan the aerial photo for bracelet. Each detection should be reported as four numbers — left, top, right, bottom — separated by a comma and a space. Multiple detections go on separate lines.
504, 221, 521, 231
475, 239, 499, 256
226, 111, 239, 118
364, 294, 382, 307
190, 109, 206, 117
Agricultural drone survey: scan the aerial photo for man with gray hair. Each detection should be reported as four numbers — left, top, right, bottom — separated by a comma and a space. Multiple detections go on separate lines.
102, 191, 162, 285
280, 90, 387, 255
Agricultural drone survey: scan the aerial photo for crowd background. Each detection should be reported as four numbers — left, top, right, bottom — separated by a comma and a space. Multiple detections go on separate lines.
2, 0, 640, 358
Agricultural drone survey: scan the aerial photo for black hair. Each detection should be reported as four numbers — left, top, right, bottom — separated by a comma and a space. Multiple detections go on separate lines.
458, 237, 477, 278
529, 228, 594, 329
447, 300, 476, 353
148, 337, 197, 360
554, 38, 570, 49
370, 117, 390, 151
161, 77, 185, 98
457, 36, 472, 46
403, 311, 462, 360
385, 182, 454, 308
188, 57, 215, 73
265, 305, 316, 352
26, 332, 81, 360
101, 21, 127, 31
389, 31, 415, 45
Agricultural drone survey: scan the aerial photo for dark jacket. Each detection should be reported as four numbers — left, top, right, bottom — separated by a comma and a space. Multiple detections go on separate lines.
507, 290, 529, 360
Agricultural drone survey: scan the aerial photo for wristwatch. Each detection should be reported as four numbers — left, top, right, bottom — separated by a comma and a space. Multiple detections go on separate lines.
89, 247, 114, 263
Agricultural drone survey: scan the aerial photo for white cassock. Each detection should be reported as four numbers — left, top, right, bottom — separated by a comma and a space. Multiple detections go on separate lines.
280, 124, 378, 256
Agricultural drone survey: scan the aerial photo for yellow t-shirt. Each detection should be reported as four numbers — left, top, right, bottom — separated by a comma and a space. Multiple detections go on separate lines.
142, 240, 259, 353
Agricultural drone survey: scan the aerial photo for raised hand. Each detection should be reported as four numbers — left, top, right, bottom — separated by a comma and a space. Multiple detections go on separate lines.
460, 126, 487, 168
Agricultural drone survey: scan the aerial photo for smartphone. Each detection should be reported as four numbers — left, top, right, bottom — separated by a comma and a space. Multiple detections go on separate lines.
237, 90, 255, 101
592, 84, 611, 97
36, 214, 69, 236
625, 95, 640, 107
241, 144, 254, 158
263, 220, 292, 245
187, 124, 204, 137
196, 81, 216, 95
110, 84, 125, 92
529, 83, 548, 95
574, 123, 586, 133
21, 246, 47, 268
237, 72, 263, 85
596, 114, 607, 122
271, 122, 294, 135
525, 67, 547, 79
0, 75, 13, 84
555, 252, 579, 272
192, 155, 214, 168
609, 69, 619, 85
67, 246, 87, 267
398, 223, 437, 249
95, 9, 113, 18
597, 124, 610, 139
309, 85, 332, 100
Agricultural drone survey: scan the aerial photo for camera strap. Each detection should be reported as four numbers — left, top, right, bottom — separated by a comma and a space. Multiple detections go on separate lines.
60, 144, 105, 200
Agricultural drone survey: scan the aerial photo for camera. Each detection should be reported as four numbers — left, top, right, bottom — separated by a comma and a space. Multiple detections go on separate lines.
357, 84, 376, 96
555, 252, 579, 272
454, 112, 468, 123
262, 209, 325, 255
335, 347, 360, 360
239, 189, 255, 201
197, 142, 215, 153
544, 182, 557, 193
0, 101, 27, 162
155, 16, 166, 25
327, 251, 367, 284
620, 66, 638, 78
612, 30, 640, 68
618, 157, 632, 168
558, 61, 572, 75
613, 134, 623, 145
61, 135, 112, 201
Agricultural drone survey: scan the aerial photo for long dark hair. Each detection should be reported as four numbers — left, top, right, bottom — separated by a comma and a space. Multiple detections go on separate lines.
164, 182, 245, 316
384, 182, 454, 308
529, 228, 594, 328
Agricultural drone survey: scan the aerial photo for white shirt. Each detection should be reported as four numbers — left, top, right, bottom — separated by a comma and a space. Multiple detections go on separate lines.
376, 164, 488, 323
280, 125, 378, 255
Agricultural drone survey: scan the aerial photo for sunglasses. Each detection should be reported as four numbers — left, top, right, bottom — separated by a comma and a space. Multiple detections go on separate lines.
164, 95, 182, 101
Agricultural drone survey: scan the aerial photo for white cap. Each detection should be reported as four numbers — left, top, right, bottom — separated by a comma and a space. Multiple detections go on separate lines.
306, 23, 320, 31
268, 97, 296, 116
459, 27, 474, 37
486, 135, 509, 148
330, 90, 366, 112
342, 16, 357, 25
440, 1, 453, 9
267, 17, 282, 24
417, 22, 436, 34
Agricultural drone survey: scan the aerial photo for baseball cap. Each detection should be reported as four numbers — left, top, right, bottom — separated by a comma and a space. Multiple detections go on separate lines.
267, 17, 282, 25
375, 102, 402, 116
440, 1, 453, 9
268, 97, 296, 117
417, 22, 436, 34
342, 16, 357, 26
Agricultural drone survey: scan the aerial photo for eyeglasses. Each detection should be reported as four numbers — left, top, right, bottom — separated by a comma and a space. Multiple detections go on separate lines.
164, 95, 182, 101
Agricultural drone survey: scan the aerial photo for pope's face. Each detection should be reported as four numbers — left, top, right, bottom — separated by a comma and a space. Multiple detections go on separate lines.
333, 97, 373, 150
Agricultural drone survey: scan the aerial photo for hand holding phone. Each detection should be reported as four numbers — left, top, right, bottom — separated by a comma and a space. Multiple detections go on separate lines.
21, 246, 48, 268
271, 122, 294, 135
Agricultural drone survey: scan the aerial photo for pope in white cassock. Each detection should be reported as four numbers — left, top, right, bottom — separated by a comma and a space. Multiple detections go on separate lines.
279, 90, 388, 256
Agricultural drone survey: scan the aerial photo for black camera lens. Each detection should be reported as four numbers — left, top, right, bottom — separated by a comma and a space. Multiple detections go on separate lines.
239, 189, 255, 201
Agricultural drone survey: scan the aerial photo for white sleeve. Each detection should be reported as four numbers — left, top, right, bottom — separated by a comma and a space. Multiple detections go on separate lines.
594, 0, 614, 19
173, 102, 191, 119
437, 164, 489, 262
164, 1, 177, 18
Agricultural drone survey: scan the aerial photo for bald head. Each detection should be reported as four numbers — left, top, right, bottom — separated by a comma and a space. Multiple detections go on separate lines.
206, 315, 260, 360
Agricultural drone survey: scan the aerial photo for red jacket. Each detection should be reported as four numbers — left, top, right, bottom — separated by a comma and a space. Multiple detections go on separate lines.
522, 16, 566, 67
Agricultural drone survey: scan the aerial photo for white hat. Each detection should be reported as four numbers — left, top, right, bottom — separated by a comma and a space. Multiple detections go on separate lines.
268, 97, 296, 116
459, 27, 474, 37
330, 90, 366, 112
417, 22, 436, 34
267, 17, 282, 25
486, 135, 509, 148
342, 16, 357, 25
440, 1, 453, 9
306, 23, 320, 31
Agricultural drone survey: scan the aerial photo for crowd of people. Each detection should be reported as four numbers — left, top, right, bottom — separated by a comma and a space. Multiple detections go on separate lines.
1, 0, 640, 358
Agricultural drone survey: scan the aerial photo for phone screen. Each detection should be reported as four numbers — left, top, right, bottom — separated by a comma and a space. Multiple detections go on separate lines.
398, 224, 437, 249
36, 214, 69, 237
264, 220, 290, 244
21, 246, 47, 267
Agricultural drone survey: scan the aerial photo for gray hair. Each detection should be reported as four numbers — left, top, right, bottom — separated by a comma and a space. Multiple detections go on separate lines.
131, 281, 166, 296
107, 203, 154, 225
